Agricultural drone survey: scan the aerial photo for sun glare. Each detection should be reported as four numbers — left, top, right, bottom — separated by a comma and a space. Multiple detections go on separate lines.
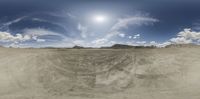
93, 15, 107, 23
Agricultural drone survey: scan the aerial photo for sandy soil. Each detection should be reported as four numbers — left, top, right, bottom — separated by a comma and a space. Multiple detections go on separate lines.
0, 47, 200, 99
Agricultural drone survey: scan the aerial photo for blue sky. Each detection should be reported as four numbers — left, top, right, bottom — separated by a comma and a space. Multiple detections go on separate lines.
0, 0, 200, 47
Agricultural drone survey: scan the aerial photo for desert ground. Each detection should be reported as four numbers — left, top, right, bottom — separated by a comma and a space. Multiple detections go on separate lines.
0, 46, 200, 99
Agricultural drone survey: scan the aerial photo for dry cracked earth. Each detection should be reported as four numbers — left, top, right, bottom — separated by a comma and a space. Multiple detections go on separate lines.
0, 47, 200, 99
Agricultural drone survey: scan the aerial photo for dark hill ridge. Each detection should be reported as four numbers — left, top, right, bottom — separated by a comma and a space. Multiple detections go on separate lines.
72, 45, 84, 49
101, 44, 156, 49
165, 44, 199, 48
111, 44, 135, 49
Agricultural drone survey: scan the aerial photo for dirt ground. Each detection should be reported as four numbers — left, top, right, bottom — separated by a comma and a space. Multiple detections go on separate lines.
0, 47, 200, 99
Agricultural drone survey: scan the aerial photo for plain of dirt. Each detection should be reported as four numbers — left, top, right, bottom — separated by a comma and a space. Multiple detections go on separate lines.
0, 47, 200, 99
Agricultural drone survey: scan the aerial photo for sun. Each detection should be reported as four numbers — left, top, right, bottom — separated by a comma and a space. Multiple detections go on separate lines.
93, 15, 107, 23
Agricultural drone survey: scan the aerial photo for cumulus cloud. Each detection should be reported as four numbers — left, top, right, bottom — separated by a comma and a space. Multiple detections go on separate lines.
0, 28, 68, 47
136, 41, 146, 45
170, 28, 200, 44
92, 38, 108, 45
70, 38, 116, 47
148, 28, 200, 47
178, 28, 200, 40
90, 39, 117, 47
150, 41, 157, 45
122, 34, 140, 40
170, 37, 192, 44
72, 39, 85, 46
133, 34, 140, 39
0, 32, 31, 42
157, 41, 171, 47
125, 40, 148, 46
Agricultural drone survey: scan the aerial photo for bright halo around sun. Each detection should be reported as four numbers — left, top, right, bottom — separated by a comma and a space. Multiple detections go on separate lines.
93, 15, 107, 23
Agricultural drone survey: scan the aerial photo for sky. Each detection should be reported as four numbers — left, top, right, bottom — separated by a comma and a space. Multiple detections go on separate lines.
0, 0, 200, 47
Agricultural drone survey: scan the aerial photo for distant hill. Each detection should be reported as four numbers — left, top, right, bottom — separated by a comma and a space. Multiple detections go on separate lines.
101, 44, 134, 49
101, 44, 156, 49
135, 45, 156, 49
72, 45, 84, 49
110, 44, 135, 49
165, 44, 199, 48
0, 45, 4, 48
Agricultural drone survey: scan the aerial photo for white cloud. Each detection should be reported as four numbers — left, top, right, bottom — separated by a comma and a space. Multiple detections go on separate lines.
95, 15, 157, 44
136, 41, 146, 44
3, 16, 27, 26
118, 33, 125, 38
178, 28, 200, 40
103, 16, 157, 40
0, 16, 27, 30
134, 34, 140, 37
70, 38, 116, 47
170, 37, 192, 44
72, 39, 85, 46
0, 28, 67, 47
67, 12, 76, 19
71, 28, 199, 48
149, 28, 200, 47
23, 28, 66, 38
0, 32, 31, 42
133, 34, 140, 39
32, 18, 47, 22
170, 28, 200, 44
157, 41, 171, 47
36, 39, 46, 42
92, 38, 108, 45
125, 41, 148, 46
104, 31, 121, 39
77, 23, 88, 38
150, 41, 157, 45
111, 16, 159, 31
91, 38, 117, 47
